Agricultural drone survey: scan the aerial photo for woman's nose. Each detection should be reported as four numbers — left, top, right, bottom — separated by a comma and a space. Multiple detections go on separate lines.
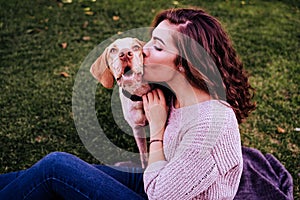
143, 43, 150, 58
142, 50, 148, 58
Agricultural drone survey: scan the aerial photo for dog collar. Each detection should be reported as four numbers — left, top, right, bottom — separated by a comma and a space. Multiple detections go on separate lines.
122, 89, 143, 102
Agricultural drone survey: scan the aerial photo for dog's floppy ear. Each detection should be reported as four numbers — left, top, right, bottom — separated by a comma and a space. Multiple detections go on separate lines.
90, 48, 114, 89
133, 38, 146, 47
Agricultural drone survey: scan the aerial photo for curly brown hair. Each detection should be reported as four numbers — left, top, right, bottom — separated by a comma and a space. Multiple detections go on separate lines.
151, 8, 256, 123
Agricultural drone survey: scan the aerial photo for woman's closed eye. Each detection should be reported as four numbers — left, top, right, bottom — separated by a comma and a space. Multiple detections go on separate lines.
154, 46, 163, 51
152, 37, 165, 51
153, 41, 163, 51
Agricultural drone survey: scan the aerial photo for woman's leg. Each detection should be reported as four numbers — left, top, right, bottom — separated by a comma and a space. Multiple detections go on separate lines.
0, 152, 145, 200
0, 170, 26, 191
92, 165, 147, 199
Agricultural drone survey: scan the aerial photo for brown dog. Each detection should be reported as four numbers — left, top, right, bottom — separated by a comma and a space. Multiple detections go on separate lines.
90, 37, 151, 168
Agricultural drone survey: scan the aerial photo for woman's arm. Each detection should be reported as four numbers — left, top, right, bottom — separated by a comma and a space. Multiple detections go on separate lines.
142, 89, 168, 165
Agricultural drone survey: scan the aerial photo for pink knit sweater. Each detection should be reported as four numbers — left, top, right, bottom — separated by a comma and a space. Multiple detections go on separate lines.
144, 100, 243, 200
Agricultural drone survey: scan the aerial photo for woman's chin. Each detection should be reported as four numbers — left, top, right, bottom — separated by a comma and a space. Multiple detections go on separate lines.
142, 73, 150, 81
142, 76, 155, 83
143, 72, 164, 83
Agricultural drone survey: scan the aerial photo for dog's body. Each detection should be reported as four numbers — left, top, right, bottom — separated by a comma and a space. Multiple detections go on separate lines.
90, 37, 150, 168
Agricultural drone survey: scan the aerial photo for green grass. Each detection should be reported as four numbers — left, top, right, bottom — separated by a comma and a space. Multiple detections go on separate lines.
0, 0, 299, 198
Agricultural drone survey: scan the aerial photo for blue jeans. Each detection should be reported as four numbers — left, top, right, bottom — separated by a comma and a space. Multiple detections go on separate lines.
0, 152, 147, 200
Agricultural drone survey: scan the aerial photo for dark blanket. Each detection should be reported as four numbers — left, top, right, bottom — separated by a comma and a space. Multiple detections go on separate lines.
234, 147, 294, 200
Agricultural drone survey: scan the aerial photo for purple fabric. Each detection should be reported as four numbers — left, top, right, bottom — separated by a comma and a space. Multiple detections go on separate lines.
234, 147, 294, 200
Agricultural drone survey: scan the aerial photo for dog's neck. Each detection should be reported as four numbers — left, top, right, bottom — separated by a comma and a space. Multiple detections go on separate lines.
122, 89, 143, 101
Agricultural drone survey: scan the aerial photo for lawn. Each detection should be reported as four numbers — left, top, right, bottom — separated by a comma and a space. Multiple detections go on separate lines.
0, 0, 299, 198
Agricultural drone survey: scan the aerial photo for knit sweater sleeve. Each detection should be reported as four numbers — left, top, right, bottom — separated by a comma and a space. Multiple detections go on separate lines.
143, 102, 242, 200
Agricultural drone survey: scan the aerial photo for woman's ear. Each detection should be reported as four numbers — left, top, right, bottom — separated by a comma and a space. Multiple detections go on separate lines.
90, 48, 114, 89
178, 66, 185, 73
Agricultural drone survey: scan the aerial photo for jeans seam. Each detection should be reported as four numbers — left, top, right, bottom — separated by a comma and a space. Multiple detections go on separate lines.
23, 177, 90, 200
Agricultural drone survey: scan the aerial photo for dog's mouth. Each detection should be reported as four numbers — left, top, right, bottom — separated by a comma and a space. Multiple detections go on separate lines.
124, 66, 133, 76
116, 65, 147, 95
116, 70, 142, 84
116, 64, 142, 83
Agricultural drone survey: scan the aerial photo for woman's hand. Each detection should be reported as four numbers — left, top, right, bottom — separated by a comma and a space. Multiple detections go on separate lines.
142, 89, 168, 140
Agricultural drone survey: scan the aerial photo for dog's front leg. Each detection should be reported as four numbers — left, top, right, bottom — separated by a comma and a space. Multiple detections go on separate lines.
120, 88, 148, 168
132, 126, 148, 168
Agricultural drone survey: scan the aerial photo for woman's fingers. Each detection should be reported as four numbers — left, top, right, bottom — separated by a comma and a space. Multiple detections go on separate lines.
147, 91, 154, 103
156, 89, 166, 104
142, 94, 148, 107
142, 88, 168, 133
151, 89, 159, 102
143, 88, 166, 109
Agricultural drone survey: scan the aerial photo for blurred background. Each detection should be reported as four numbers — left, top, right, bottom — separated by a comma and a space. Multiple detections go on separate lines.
0, 0, 299, 197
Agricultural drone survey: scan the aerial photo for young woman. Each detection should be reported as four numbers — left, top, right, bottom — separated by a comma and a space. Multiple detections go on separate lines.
0, 8, 256, 200
141, 8, 255, 199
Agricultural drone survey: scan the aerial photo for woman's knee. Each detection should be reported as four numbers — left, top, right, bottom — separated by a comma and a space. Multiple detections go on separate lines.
44, 151, 73, 162
38, 152, 76, 171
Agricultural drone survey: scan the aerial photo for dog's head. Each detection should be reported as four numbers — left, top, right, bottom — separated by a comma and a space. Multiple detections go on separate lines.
90, 37, 146, 92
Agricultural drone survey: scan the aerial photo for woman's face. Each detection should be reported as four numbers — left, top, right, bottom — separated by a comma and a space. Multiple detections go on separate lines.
143, 20, 179, 83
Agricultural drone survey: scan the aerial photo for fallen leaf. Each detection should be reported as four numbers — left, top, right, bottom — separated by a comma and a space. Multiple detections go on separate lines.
35, 136, 42, 143
62, 0, 72, 3
82, 36, 91, 41
277, 126, 286, 134
26, 28, 42, 34
35, 136, 47, 143
26, 29, 34, 34
117, 31, 123, 35
173, 1, 179, 5
60, 72, 70, 78
57, 2, 63, 8
82, 21, 89, 28
61, 42, 67, 49
113, 16, 120, 21
85, 11, 94, 16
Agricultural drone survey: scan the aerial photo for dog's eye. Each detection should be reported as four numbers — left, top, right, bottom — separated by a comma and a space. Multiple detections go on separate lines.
110, 48, 117, 54
132, 45, 140, 51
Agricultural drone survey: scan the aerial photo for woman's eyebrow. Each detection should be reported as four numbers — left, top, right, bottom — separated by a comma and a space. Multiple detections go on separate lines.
153, 36, 165, 45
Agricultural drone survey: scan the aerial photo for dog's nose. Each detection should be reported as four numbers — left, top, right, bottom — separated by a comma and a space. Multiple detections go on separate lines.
119, 50, 133, 61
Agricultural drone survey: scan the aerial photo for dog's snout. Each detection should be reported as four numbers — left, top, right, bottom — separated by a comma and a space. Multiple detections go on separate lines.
119, 50, 133, 61
119, 52, 125, 58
